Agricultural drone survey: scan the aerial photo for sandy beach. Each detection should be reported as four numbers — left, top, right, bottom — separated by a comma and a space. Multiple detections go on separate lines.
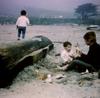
0, 24, 100, 98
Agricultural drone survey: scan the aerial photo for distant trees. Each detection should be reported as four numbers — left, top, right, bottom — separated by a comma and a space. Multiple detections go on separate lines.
75, 3, 98, 24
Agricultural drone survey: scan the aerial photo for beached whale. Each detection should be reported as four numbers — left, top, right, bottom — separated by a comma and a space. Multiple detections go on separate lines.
0, 35, 54, 87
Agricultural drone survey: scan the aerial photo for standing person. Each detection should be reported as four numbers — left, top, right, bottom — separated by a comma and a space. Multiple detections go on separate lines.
57, 41, 81, 70
16, 10, 30, 40
66, 31, 100, 73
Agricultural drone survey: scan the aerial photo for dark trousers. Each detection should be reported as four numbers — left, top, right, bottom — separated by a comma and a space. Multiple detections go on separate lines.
18, 27, 26, 39
66, 59, 95, 73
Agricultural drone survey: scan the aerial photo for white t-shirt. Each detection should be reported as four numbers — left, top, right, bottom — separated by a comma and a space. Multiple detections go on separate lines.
60, 46, 81, 63
16, 16, 30, 27
61, 49, 74, 62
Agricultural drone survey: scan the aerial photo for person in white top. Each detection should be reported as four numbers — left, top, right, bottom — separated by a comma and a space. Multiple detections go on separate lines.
16, 10, 30, 40
58, 41, 81, 70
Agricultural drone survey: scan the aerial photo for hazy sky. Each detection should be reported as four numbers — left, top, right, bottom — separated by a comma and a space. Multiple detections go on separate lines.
0, 0, 100, 12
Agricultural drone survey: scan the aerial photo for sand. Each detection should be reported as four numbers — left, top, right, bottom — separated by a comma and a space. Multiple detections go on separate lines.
0, 24, 100, 98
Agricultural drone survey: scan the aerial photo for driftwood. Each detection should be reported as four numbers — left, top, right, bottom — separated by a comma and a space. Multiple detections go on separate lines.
0, 35, 54, 87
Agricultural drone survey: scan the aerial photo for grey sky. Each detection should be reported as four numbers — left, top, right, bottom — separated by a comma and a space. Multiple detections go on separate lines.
0, 0, 100, 12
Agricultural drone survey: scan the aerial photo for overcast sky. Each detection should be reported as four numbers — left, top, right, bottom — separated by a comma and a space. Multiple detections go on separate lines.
0, 0, 100, 12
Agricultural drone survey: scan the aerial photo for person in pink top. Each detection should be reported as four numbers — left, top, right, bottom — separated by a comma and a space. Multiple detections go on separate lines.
16, 10, 30, 40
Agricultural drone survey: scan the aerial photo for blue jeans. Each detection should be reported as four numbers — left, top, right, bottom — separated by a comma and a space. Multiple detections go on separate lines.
18, 27, 26, 39
66, 59, 95, 72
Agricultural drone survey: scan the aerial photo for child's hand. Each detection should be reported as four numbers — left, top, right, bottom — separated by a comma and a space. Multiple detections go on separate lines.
76, 49, 81, 55
75, 45, 82, 57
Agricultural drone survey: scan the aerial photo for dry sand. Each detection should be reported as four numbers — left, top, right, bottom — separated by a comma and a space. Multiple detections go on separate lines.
0, 24, 100, 98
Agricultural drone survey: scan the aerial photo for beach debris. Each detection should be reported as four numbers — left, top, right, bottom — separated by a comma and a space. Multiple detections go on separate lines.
86, 25, 100, 30
54, 73, 66, 80
45, 74, 53, 83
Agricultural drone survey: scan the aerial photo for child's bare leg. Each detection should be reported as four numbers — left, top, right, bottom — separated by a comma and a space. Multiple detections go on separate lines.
57, 64, 68, 71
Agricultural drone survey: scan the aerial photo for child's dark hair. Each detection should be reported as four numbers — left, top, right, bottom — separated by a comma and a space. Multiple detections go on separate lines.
21, 10, 27, 16
63, 41, 72, 47
83, 31, 96, 42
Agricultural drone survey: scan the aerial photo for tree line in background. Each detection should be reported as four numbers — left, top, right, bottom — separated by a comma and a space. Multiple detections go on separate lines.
75, 3, 100, 24
0, 16, 100, 25
0, 3, 100, 25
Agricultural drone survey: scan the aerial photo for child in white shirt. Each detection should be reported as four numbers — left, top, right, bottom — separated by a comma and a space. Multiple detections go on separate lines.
58, 41, 81, 70
16, 10, 30, 40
